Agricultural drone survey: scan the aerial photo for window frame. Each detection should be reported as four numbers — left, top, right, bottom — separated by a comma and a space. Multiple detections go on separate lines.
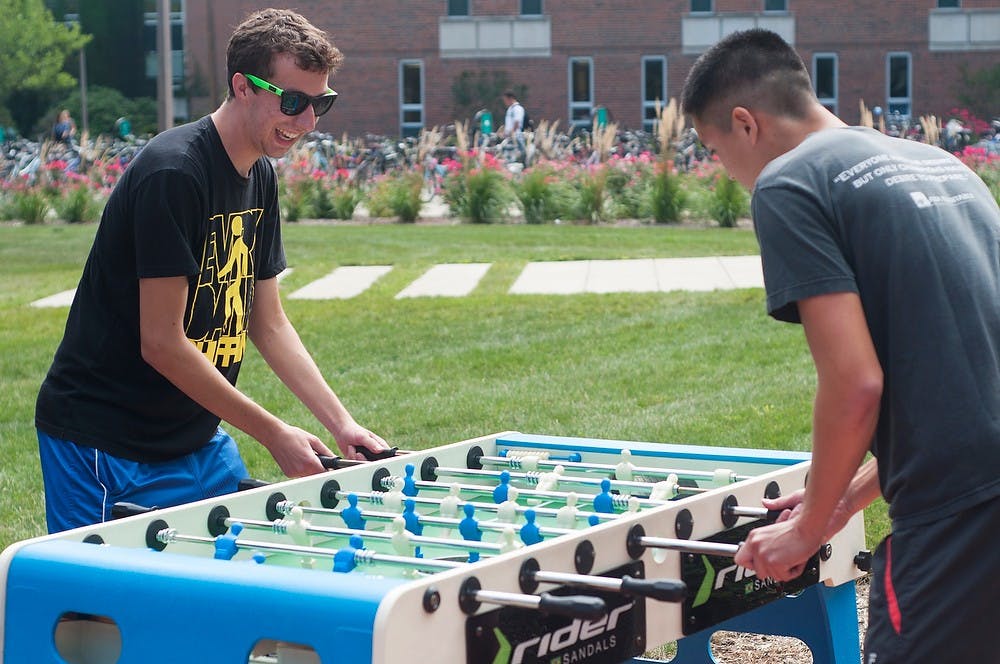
447, 0, 469, 17
568, 57, 594, 129
520, 0, 543, 16
641, 55, 667, 133
399, 59, 425, 138
812, 52, 838, 117
886, 52, 912, 118
690, 0, 713, 13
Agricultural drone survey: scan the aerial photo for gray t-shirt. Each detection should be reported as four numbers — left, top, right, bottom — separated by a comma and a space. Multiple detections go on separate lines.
753, 126, 1000, 529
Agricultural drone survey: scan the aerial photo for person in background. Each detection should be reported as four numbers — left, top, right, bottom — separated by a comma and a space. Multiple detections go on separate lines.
501, 89, 527, 160
35, 8, 389, 534
681, 29, 999, 663
52, 109, 76, 144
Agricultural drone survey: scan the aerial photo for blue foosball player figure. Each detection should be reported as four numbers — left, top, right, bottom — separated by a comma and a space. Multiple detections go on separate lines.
593, 478, 615, 513
341, 493, 366, 530
214, 522, 243, 560
402, 463, 418, 497
459, 503, 483, 562
520, 509, 543, 546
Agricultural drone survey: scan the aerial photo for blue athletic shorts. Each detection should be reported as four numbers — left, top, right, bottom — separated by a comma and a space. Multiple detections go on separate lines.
37, 427, 249, 533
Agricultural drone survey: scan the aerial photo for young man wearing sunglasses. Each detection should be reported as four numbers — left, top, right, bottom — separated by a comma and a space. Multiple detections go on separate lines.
35, 9, 389, 533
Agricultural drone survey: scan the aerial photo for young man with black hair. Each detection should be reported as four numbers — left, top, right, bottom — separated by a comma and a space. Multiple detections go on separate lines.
681, 29, 999, 663
36, 9, 389, 533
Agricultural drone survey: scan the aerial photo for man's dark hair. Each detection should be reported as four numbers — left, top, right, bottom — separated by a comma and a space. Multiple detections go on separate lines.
681, 29, 815, 129
226, 9, 344, 99
503, 90, 517, 100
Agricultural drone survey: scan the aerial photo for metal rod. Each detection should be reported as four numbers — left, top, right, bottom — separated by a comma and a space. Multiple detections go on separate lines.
479, 454, 748, 482
637, 536, 740, 557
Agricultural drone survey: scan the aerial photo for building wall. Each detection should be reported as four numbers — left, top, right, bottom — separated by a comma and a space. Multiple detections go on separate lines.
183, 1, 1000, 137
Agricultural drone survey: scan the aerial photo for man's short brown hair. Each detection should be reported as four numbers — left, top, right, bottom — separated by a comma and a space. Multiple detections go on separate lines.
681, 29, 815, 130
226, 9, 344, 99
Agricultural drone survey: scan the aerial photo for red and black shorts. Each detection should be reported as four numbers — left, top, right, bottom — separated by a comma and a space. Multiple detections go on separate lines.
864, 496, 1000, 663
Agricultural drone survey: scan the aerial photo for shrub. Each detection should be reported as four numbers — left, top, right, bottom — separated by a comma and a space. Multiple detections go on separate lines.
9, 188, 52, 224
366, 172, 423, 222
281, 175, 316, 222
444, 165, 512, 224
54, 182, 102, 223
571, 165, 610, 223
330, 183, 365, 220
386, 171, 424, 223
647, 162, 686, 224
606, 161, 650, 221
513, 164, 571, 224
709, 173, 750, 228
365, 176, 395, 218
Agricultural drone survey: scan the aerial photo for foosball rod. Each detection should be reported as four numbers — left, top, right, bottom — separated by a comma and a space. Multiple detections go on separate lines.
478, 453, 750, 483
278, 500, 577, 538
331, 489, 624, 522
625, 524, 740, 558
156, 526, 462, 571
430, 466, 708, 496
458, 576, 607, 620
229, 516, 505, 555
517, 558, 688, 603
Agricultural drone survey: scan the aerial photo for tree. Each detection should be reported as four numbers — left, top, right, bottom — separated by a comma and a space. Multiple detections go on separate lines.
0, 0, 89, 131
956, 62, 1000, 124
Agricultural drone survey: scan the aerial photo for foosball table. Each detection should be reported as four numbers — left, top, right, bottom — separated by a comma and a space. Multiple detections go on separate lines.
0, 432, 870, 663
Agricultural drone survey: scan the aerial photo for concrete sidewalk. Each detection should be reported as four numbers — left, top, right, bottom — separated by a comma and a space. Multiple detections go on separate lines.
30, 256, 763, 307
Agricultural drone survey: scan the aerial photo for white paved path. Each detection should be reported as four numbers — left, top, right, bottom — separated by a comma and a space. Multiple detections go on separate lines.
287, 265, 391, 300
508, 256, 763, 295
30, 257, 763, 307
396, 263, 492, 299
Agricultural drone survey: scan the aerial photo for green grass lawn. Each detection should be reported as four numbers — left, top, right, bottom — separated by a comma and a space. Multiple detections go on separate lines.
0, 221, 889, 552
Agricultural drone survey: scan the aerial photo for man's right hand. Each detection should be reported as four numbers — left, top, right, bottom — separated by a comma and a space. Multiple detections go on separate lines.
264, 423, 336, 477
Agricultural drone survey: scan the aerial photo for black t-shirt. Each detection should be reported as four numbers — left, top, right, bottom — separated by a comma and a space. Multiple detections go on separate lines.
753, 126, 1000, 529
36, 116, 286, 462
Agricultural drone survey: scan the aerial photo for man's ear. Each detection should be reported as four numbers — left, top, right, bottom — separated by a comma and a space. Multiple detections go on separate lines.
731, 106, 759, 145
231, 73, 252, 102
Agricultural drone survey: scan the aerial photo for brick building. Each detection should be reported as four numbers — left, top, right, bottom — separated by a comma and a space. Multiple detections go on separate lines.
182, 1, 1000, 137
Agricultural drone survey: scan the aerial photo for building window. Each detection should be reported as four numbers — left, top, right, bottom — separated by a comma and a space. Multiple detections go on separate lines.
447, 0, 469, 16
521, 0, 543, 15
937, 0, 959, 7
812, 53, 837, 116
400, 60, 424, 137
764, 0, 787, 11
887, 52, 911, 118
691, 0, 712, 13
642, 56, 666, 132
568, 57, 593, 129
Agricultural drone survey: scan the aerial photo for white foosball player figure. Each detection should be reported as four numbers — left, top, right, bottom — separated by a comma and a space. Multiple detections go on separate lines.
497, 485, 521, 523
439, 483, 462, 519
615, 449, 636, 481
556, 492, 580, 529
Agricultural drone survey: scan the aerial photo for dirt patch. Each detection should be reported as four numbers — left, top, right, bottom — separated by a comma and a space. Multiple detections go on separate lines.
644, 576, 870, 662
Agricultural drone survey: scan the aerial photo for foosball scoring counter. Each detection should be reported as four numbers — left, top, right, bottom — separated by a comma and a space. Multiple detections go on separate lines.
0, 432, 871, 664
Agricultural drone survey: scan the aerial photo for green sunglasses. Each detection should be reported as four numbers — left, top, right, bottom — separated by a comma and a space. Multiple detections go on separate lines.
243, 73, 338, 117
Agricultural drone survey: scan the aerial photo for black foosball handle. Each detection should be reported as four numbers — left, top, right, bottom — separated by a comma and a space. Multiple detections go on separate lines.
317, 454, 366, 469
537, 593, 607, 620
111, 502, 158, 519
357, 446, 400, 461
238, 478, 272, 491
620, 576, 688, 603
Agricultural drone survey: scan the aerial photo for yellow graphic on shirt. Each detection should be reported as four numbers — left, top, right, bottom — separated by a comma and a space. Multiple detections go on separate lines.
186, 209, 262, 368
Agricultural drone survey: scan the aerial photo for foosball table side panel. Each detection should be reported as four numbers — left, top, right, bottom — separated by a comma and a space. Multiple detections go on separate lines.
1, 540, 398, 664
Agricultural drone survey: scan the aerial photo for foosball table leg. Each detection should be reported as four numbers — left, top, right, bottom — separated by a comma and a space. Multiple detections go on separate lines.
626, 580, 861, 664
